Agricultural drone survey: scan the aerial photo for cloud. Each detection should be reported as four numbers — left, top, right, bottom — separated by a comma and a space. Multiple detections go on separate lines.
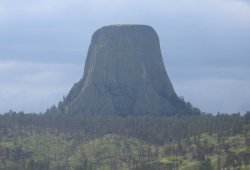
0, 0, 81, 19
1, 0, 250, 24
169, 65, 250, 114
173, 78, 250, 114
0, 60, 83, 113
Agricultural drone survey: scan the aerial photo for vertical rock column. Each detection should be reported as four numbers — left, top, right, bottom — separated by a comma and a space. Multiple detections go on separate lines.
62, 25, 191, 116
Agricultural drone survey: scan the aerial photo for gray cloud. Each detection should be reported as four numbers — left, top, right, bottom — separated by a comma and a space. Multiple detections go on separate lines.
0, 61, 83, 113
174, 78, 250, 114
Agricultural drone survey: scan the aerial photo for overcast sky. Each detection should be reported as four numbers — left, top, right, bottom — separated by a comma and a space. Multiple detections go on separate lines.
0, 0, 250, 114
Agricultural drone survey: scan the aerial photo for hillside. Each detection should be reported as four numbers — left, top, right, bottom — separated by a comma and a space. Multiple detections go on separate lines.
0, 112, 249, 169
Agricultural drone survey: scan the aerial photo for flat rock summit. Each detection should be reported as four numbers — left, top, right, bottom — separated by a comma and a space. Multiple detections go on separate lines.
61, 25, 194, 116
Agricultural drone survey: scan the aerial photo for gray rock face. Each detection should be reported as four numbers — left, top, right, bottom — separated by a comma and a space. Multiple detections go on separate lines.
62, 25, 191, 115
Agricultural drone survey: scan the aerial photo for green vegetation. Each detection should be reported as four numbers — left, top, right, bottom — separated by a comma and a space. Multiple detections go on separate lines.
0, 111, 249, 169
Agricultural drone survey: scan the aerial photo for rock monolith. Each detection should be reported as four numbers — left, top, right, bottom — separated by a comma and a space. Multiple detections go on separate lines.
61, 25, 193, 116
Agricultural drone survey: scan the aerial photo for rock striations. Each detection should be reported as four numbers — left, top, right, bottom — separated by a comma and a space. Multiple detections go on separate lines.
61, 25, 193, 116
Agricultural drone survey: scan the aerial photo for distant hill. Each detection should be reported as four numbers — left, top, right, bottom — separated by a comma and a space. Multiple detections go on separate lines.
60, 25, 198, 116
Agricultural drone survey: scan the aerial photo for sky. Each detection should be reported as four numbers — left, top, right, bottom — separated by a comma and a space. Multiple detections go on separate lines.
0, 0, 250, 114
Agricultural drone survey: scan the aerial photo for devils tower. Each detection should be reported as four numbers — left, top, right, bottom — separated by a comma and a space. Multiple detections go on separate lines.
61, 25, 193, 116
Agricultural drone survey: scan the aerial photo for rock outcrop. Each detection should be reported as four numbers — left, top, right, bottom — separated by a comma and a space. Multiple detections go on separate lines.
61, 25, 193, 116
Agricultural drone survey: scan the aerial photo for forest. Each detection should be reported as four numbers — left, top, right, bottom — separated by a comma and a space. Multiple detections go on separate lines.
0, 108, 249, 170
